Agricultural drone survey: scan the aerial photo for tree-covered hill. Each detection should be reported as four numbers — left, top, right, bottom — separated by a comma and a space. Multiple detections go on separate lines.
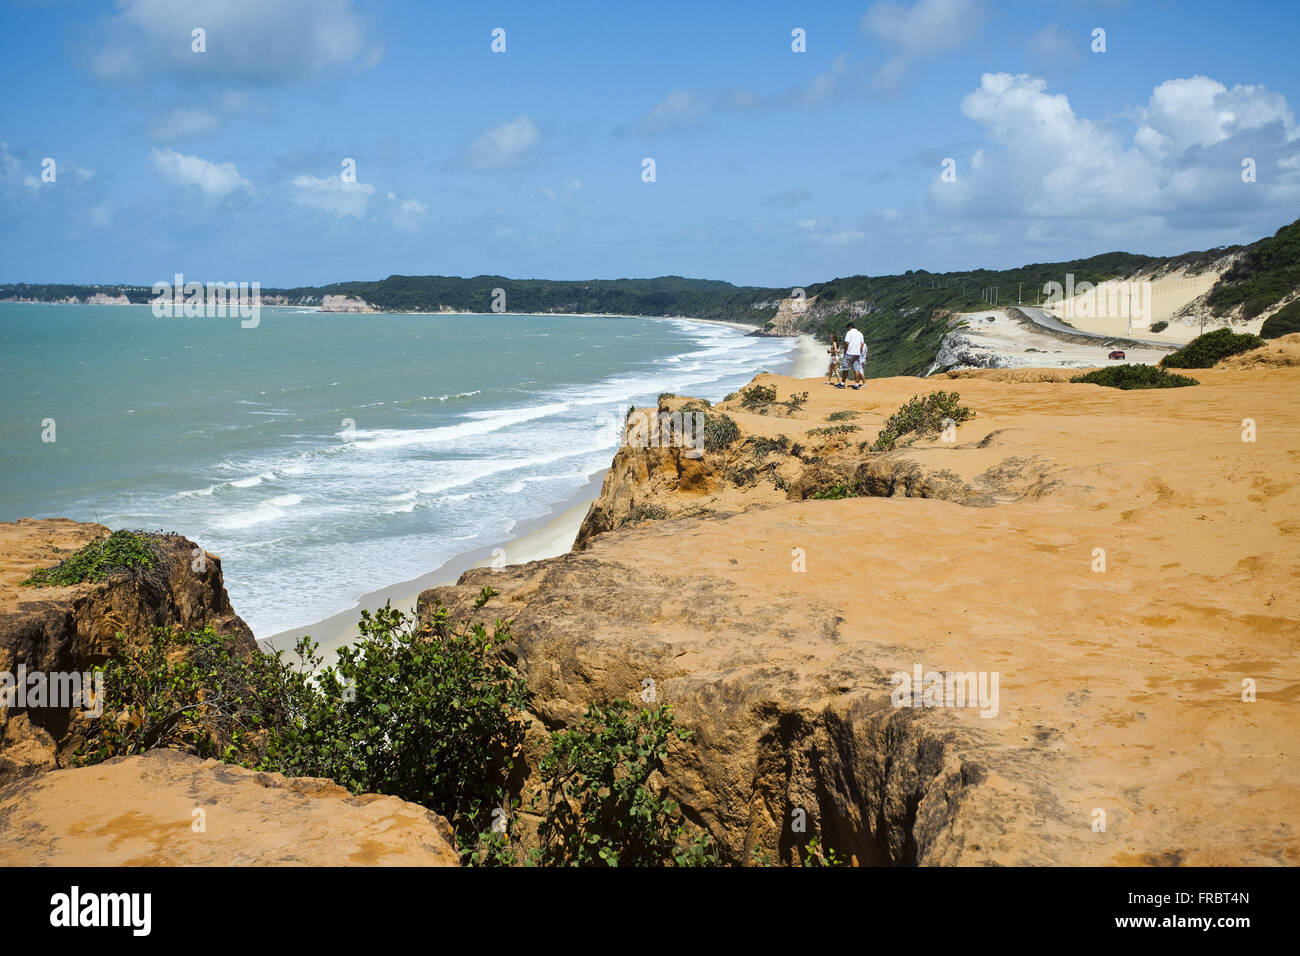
5, 214, 1296, 376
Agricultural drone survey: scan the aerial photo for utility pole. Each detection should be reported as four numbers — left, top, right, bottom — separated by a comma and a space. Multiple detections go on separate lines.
1018, 283, 1022, 305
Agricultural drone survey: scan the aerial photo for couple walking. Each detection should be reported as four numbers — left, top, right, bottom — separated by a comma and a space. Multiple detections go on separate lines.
827, 322, 867, 390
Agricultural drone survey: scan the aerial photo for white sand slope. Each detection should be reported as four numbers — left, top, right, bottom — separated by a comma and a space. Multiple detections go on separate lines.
932, 310, 1173, 372
1045, 268, 1264, 343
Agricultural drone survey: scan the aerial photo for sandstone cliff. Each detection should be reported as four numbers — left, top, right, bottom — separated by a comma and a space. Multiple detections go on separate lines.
425, 337, 1300, 865
0, 519, 254, 784
0, 748, 459, 865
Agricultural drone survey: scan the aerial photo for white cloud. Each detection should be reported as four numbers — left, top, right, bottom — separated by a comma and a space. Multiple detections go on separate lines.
149, 91, 250, 142
88, 0, 382, 83
384, 190, 428, 230
150, 108, 224, 141
638, 90, 709, 136
796, 217, 866, 244
632, 57, 859, 139
0, 143, 94, 195
862, 0, 984, 89
460, 116, 541, 171
1137, 75, 1298, 158
289, 175, 374, 217
88, 201, 113, 228
930, 72, 1300, 235
151, 147, 251, 200
1027, 24, 1082, 73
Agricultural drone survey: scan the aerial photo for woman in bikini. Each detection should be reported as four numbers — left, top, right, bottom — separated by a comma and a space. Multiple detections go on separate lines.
827, 333, 842, 386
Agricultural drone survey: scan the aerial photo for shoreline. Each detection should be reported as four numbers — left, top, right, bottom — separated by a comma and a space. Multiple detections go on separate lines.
261, 469, 606, 661
787, 334, 828, 380
258, 313, 810, 659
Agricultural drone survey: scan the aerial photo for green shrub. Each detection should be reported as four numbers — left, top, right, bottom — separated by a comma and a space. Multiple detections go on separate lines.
1071, 365, 1198, 389
702, 413, 739, 452
74, 624, 311, 767
800, 836, 847, 867
811, 484, 854, 500
272, 598, 529, 857
826, 410, 859, 421
534, 700, 718, 867
1260, 299, 1300, 339
78, 594, 531, 863
808, 424, 860, 437
739, 384, 777, 407
23, 530, 163, 586
743, 434, 790, 459
870, 391, 973, 451
1159, 328, 1264, 368
735, 384, 807, 413
1149, 320, 1169, 333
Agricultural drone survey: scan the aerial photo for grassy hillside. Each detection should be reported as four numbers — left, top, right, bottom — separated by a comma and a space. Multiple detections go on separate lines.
1206, 217, 1300, 318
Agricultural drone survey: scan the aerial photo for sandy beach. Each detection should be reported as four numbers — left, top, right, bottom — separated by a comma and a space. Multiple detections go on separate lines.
261, 470, 604, 661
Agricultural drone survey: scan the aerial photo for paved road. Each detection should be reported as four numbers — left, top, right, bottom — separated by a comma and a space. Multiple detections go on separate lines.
1015, 306, 1177, 349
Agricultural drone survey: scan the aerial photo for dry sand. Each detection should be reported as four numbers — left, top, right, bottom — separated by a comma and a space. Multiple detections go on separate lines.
544, 336, 1300, 863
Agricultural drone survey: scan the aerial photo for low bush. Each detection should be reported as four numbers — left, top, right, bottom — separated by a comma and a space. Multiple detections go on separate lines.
534, 700, 718, 867
810, 484, 854, 500
78, 593, 530, 864
743, 435, 791, 459
23, 530, 163, 586
702, 413, 739, 452
738, 384, 777, 407
1071, 365, 1198, 389
1159, 328, 1264, 368
627, 502, 669, 522
870, 391, 973, 452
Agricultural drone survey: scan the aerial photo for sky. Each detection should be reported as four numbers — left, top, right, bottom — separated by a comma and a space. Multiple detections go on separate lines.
1, 0, 1298, 288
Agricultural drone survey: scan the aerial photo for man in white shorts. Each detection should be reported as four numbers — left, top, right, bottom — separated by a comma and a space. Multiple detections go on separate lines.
841, 321, 867, 390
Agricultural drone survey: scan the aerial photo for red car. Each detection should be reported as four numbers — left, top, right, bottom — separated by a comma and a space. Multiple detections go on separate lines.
1108, 350, 1126, 360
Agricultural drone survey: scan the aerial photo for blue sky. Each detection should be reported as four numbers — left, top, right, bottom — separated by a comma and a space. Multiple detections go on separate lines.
1, 0, 1297, 287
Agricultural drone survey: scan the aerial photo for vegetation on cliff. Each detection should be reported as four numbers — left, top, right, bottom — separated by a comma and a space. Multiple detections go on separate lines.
1205, 217, 1300, 318
1159, 328, 1265, 369
1260, 299, 1300, 339
22, 529, 163, 586
73, 590, 715, 866
535, 700, 717, 866
871, 391, 973, 451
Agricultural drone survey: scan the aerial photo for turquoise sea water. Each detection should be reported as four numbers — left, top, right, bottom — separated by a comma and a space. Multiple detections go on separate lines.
0, 303, 796, 635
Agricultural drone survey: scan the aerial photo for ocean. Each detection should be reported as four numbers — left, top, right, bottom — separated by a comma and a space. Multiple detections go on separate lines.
0, 303, 797, 636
